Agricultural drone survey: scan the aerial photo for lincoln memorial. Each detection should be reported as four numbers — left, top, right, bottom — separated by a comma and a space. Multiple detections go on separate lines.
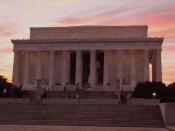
11, 25, 163, 92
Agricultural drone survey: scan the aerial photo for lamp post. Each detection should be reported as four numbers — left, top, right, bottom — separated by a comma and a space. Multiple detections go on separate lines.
153, 92, 156, 99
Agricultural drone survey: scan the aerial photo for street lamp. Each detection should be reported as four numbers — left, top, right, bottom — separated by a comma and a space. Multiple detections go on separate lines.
153, 92, 156, 99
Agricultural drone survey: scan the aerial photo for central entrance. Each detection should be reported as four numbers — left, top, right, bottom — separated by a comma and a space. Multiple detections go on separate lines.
69, 51, 105, 86
82, 52, 90, 84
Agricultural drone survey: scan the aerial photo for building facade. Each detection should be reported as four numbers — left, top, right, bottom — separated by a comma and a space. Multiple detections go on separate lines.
11, 25, 163, 91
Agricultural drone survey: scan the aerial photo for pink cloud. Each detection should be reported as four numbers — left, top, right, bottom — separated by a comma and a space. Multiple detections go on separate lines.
162, 66, 175, 84
163, 45, 175, 52
59, 17, 84, 24
150, 29, 175, 37
0, 21, 18, 36
57, 4, 175, 31
0, 47, 12, 54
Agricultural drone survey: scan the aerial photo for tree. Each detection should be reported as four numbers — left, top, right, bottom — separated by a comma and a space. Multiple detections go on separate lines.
0, 75, 28, 98
0, 75, 10, 97
132, 81, 166, 98
167, 82, 175, 88
164, 82, 175, 97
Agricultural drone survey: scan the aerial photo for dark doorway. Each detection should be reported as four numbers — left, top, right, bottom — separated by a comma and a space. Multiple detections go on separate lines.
69, 52, 76, 84
82, 52, 90, 84
96, 52, 104, 84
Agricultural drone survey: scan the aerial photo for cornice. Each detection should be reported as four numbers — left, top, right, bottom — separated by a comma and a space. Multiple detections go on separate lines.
11, 37, 164, 44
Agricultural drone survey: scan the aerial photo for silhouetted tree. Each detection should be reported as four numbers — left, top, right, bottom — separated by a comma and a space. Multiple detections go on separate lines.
0, 75, 28, 98
0, 75, 11, 97
132, 81, 166, 98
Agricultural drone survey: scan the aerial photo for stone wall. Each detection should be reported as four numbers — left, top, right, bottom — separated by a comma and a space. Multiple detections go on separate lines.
30, 26, 148, 40
160, 103, 175, 126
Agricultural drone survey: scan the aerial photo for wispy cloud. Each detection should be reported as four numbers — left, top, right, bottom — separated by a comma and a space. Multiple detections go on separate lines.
0, 21, 18, 36
0, 47, 12, 54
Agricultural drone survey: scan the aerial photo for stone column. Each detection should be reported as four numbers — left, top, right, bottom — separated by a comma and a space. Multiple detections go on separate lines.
49, 51, 55, 88
75, 50, 82, 85
103, 50, 109, 86
156, 49, 162, 81
24, 51, 29, 85
130, 50, 136, 88
36, 51, 42, 81
67, 51, 70, 84
89, 50, 96, 86
61, 51, 68, 85
12, 51, 20, 86
144, 50, 149, 81
151, 51, 156, 81
117, 50, 123, 87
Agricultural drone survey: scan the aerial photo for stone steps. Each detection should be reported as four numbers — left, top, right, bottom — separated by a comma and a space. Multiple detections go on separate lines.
0, 102, 164, 127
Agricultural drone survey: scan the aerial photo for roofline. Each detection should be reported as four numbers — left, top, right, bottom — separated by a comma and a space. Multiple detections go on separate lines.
11, 37, 164, 44
30, 25, 148, 30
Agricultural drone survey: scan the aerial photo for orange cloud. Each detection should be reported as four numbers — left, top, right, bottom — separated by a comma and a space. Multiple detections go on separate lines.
163, 66, 175, 84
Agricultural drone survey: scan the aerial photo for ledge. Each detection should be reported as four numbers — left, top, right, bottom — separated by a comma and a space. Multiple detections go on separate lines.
11, 37, 164, 44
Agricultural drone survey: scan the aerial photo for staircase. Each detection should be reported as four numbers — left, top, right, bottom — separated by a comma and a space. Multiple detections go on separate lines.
0, 102, 164, 127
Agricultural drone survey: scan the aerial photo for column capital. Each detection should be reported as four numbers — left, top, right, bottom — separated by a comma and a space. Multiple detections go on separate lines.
76, 50, 82, 53
90, 50, 96, 53
50, 51, 55, 56
156, 48, 162, 52
24, 51, 30, 55
144, 49, 149, 51
130, 49, 136, 53
117, 50, 123, 54
50, 50, 55, 53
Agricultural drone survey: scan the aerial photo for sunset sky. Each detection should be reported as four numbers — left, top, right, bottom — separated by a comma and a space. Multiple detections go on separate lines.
0, 0, 175, 84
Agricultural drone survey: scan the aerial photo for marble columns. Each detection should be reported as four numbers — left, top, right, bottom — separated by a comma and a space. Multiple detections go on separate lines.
155, 49, 162, 81
12, 49, 162, 90
130, 50, 136, 87
144, 50, 149, 81
24, 51, 29, 85
49, 51, 55, 88
89, 50, 96, 86
61, 51, 68, 86
12, 51, 20, 86
75, 50, 82, 85
117, 50, 123, 87
103, 51, 109, 86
